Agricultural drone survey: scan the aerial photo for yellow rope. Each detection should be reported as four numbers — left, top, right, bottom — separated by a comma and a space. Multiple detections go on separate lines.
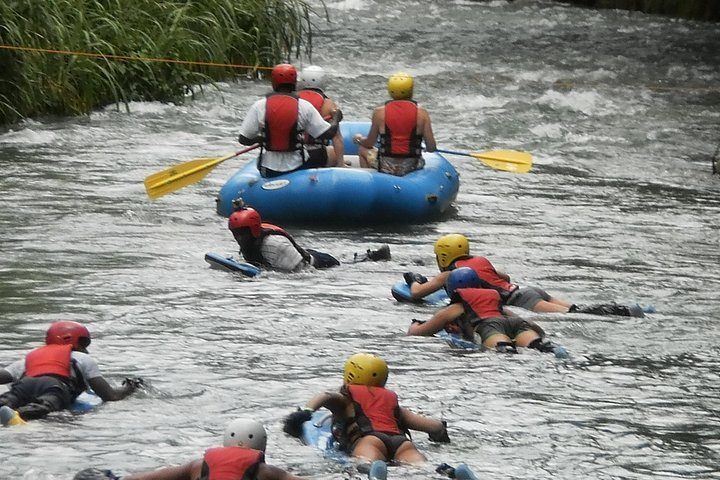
0, 44, 272, 71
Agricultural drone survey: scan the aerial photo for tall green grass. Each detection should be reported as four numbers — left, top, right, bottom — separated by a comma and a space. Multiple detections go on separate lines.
0, 0, 324, 125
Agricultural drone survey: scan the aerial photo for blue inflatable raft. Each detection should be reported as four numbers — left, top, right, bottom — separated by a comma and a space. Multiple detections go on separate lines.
215, 121, 460, 225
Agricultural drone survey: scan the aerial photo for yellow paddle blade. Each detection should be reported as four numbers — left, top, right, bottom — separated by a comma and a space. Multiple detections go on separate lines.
144, 145, 258, 200
144, 155, 232, 200
471, 150, 533, 173
436, 148, 533, 173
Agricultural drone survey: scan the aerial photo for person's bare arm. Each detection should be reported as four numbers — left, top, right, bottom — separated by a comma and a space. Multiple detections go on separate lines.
407, 303, 464, 336
409, 271, 449, 299
332, 131, 345, 167
88, 376, 137, 402
283, 390, 347, 438
420, 108, 436, 152
303, 391, 347, 415
356, 107, 382, 149
124, 459, 201, 480
398, 408, 445, 435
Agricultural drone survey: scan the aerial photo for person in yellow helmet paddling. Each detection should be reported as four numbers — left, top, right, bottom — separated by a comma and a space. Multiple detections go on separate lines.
408, 267, 568, 357
404, 234, 646, 317
353, 72, 436, 175
282, 353, 449, 465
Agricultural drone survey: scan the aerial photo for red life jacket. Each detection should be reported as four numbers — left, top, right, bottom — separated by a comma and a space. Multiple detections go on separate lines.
454, 256, 518, 299
241, 223, 311, 267
380, 100, 422, 157
264, 93, 302, 152
297, 89, 329, 146
457, 288, 504, 320
25, 344, 73, 379
201, 447, 264, 480
346, 384, 402, 435
298, 89, 325, 113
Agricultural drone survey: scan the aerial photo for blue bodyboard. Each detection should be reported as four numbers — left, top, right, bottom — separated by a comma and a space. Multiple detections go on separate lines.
205, 252, 260, 277
301, 409, 348, 463
71, 390, 103, 413
391, 281, 449, 306
435, 329, 479, 350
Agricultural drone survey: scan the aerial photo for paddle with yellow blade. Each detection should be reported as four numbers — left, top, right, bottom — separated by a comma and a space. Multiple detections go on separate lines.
144, 144, 259, 200
436, 148, 533, 173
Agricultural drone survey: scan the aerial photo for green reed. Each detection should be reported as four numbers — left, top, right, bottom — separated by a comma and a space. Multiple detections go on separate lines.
0, 0, 323, 125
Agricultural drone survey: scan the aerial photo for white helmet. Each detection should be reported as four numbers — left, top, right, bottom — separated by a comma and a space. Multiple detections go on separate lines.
299, 65, 326, 89
223, 418, 268, 451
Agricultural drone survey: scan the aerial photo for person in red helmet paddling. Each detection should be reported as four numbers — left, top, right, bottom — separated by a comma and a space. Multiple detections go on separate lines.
0, 320, 141, 426
228, 207, 341, 271
238, 63, 344, 178
227, 206, 391, 272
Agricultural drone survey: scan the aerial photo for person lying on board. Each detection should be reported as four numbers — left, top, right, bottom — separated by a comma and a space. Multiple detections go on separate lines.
297, 65, 345, 168
407, 267, 566, 356
228, 206, 390, 272
73, 419, 303, 480
283, 353, 449, 465
353, 71, 436, 176
404, 233, 645, 317
238, 63, 343, 179
0, 321, 141, 426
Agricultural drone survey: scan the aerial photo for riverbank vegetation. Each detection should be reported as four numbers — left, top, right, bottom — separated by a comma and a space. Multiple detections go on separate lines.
0, 0, 322, 126
559, 0, 720, 21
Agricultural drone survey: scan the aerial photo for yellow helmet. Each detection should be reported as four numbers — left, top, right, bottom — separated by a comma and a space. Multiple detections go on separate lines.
387, 72, 414, 100
434, 234, 470, 269
344, 353, 388, 387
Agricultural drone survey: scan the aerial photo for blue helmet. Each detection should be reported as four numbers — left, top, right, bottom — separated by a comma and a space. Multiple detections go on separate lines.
445, 267, 481, 296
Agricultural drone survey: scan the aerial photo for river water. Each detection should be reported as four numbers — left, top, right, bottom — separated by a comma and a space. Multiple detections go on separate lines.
1, 0, 719, 478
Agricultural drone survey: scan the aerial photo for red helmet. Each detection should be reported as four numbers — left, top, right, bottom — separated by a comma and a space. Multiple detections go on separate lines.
271, 63, 297, 90
46, 321, 91, 351
228, 208, 262, 238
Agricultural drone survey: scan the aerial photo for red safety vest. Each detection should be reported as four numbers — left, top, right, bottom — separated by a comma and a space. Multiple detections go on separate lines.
297, 89, 329, 145
381, 100, 422, 157
454, 256, 518, 297
264, 93, 302, 151
201, 447, 264, 480
25, 344, 73, 379
346, 384, 402, 435
457, 288, 504, 320
297, 89, 325, 113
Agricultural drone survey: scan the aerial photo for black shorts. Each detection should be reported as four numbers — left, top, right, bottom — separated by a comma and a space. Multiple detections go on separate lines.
350, 432, 410, 459
475, 316, 536, 343
302, 145, 329, 168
